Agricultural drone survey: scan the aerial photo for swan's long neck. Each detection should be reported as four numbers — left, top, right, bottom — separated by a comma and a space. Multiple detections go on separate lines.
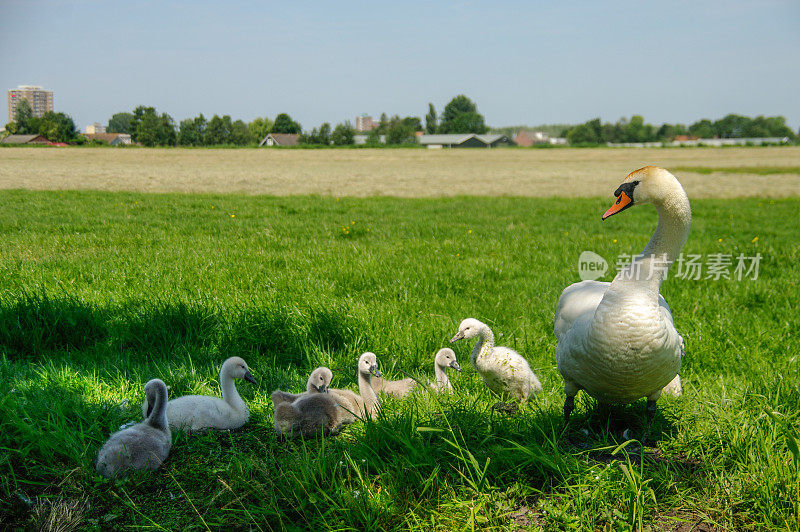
590, 174, 691, 350
471, 327, 495, 365
613, 183, 691, 294
220, 368, 247, 413
146, 386, 168, 431
358, 371, 380, 414
434, 362, 449, 388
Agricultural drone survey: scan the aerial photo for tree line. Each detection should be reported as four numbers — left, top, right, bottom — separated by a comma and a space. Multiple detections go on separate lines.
563, 114, 796, 145
4, 94, 797, 147
4, 99, 78, 143
102, 95, 490, 147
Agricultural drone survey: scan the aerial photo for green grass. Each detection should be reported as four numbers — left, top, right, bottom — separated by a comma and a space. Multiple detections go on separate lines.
674, 165, 800, 175
1, 190, 798, 530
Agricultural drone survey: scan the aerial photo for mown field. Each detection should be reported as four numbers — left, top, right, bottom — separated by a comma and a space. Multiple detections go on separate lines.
1, 180, 798, 530
1, 146, 800, 197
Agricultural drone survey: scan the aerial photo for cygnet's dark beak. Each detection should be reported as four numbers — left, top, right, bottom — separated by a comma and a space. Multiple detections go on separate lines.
145, 402, 154, 418
370, 365, 382, 378
243, 370, 257, 385
318, 384, 328, 393
450, 361, 462, 372
450, 331, 464, 343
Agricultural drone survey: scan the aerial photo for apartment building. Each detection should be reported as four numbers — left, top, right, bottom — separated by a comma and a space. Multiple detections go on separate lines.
7, 85, 54, 123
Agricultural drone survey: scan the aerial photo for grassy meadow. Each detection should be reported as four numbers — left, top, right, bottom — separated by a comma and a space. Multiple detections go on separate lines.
0, 183, 798, 531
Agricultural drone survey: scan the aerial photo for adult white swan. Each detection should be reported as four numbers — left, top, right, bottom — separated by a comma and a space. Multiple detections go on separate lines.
554, 166, 689, 434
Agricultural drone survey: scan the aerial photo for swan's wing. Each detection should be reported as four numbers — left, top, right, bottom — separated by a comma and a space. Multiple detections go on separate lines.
657, 294, 673, 326
554, 280, 610, 341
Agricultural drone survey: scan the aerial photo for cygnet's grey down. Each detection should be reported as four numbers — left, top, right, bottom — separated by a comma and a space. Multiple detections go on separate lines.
96, 379, 171, 478
270, 367, 332, 406
451, 318, 542, 402
429, 348, 462, 393
272, 387, 356, 438
142, 356, 256, 432
329, 352, 382, 419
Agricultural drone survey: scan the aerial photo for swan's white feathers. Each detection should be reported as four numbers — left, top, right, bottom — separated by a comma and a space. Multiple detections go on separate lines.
555, 166, 688, 404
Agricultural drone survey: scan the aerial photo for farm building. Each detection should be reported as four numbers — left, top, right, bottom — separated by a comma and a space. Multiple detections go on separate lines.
353, 134, 387, 145
514, 130, 549, 146
417, 134, 515, 148
84, 133, 132, 146
476, 134, 515, 147
513, 131, 568, 146
0, 134, 54, 145
259, 133, 300, 147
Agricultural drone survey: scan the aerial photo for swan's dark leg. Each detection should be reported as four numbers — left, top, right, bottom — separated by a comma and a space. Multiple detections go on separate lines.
564, 395, 576, 423
643, 399, 657, 446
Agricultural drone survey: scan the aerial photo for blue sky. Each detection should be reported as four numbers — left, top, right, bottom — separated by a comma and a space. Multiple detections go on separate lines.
2, 0, 798, 131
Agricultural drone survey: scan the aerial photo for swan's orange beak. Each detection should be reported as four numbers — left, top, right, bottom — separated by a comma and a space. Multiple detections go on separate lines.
602, 191, 632, 220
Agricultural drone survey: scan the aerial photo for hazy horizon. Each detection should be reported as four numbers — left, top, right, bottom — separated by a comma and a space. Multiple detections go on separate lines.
2, 0, 798, 132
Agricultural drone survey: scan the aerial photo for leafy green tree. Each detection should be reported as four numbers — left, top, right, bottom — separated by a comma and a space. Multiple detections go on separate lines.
763, 116, 794, 138
744, 115, 794, 138
331, 122, 355, 145
689, 119, 714, 138
623, 115, 656, 142
135, 110, 161, 146
159, 114, 177, 146
37, 112, 77, 143
712, 114, 749, 138
566, 123, 600, 144
179, 114, 206, 146
386, 116, 414, 144
450, 112, 487, 135
317, 123, 331, 145
272, 113, 301, 134
656, 123, 688, 140
132, 106, 175, 146
372, 113, 389, 135
230, 119, 250, 145
129, 106, 155, 142
439, 95, 488, 134
205, 115, 232, 145
402, 116, 422, 131
602, 121, 625, 143
299, 128, 318, 145
425, 103, 437, 134
107, 112, 134, 134
248, 117, 273, 144
14, 99, 36, 134
366, 128, 383, 145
